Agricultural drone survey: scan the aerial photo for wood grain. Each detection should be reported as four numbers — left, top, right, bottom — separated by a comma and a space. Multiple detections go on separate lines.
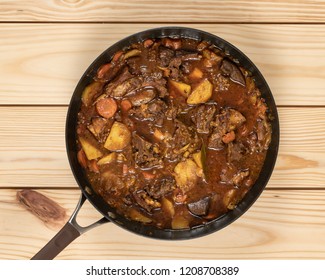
1, 0, 325, 23
1, 24, 325, 105
1, 188, 325, 260
0, 107, 324, 189
1, 0, 324, 264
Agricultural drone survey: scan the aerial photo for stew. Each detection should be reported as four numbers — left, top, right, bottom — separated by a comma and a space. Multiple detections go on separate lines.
76, 37, 272, 229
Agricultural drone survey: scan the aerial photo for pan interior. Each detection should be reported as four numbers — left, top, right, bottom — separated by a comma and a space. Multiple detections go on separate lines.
65, 26, 279, 240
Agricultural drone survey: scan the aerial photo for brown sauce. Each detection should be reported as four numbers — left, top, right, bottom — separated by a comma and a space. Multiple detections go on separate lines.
76, 37, 272, 229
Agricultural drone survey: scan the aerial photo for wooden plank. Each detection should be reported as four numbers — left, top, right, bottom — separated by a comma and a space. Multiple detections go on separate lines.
1, 188, 325, 259
0, 106, 76, 187
1, 0, 325, 23
1, 24, 325, 106
0, 107, 324, 189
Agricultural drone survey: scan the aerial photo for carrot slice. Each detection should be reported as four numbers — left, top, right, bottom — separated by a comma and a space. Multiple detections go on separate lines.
96, 98, 117, 119
142, 171, 156, 180
120, 99, 132, 112
112, 50, 124, 62
222, 131, 236, 143
97, 63, 111, 79
77, 149, 87, 169
88, 159, 100, 173
163, 38, 182, 50
143, 39, 154, 48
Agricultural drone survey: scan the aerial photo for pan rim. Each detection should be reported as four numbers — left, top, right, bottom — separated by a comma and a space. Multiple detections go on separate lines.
65, 26, 280, 240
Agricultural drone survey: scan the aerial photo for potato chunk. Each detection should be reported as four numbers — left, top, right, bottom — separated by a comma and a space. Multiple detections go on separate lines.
192, 150, 203, 168
189, 67, 203, 79
129, 208, 152, 223
124, 49, 141, 60
97, 152, 117, 165
81, 82, 102, 106
174, 159, 201, 191
171, 215, 189, 229
187, 79, 213, 104
223, 188, 240, 210
79, 135, 103, 160
104, 121, 131, 151
169, 80, 191, 97
161, 197, 175, 217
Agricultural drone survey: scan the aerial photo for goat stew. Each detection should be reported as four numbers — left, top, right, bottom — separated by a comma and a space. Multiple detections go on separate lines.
76, 37, 272, 230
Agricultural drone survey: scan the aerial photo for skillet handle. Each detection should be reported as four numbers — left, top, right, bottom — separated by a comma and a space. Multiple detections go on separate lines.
31, 193, 109, 260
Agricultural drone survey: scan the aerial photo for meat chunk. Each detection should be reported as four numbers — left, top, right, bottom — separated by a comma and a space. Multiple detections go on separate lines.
191, 104, 217, 134
187, 196, 210, 216
110, 77, 142, 98
208, 128, 224, 150
246, 119, 271, 153
166, 56, 183, 80
227, 109, 246, 130
175, 50, 201, 61
221, 59, 245, 86
168, 57, 182, 69
256, 119, 272, 150
208, 108, 246, 150
99, 171, 125, 194
104, 67, 131, 91
132, 190, 161, 212
145, 175, 176, 199
132, 133, 163, 169
231, 170, 250, 186
129, 99, 167, 126
220, 168, 250, 186
143, 78, 168, 98
158, 46, 175, 67
127, 56, 142, 75
166, 50, 200, 80
165, 120, 199, 161
88, 117, 107, 139
127, 87, 156, 106
227, 141, 247, 162
247, 131, 258, 152
105, 67, 142, 98
173, 120, 192, 148
165, 102, 180, 120
180, 62, 192, 74
213, 108, 246, 133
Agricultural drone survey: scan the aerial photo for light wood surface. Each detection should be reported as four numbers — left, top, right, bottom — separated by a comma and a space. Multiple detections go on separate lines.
1, 1, 325, 260
2, 189, 325, 260
0, 107, 324, 189
1, 24, 325, 105
1, 0, 325, 23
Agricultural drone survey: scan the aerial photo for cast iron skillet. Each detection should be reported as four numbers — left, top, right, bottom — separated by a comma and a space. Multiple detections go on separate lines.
31, 27, 280, 260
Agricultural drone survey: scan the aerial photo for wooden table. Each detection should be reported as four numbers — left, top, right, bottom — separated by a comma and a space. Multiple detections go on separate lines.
1, 1, 325, 260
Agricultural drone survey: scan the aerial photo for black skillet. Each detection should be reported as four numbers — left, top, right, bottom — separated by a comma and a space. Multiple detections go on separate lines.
31, 27, 280, 260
